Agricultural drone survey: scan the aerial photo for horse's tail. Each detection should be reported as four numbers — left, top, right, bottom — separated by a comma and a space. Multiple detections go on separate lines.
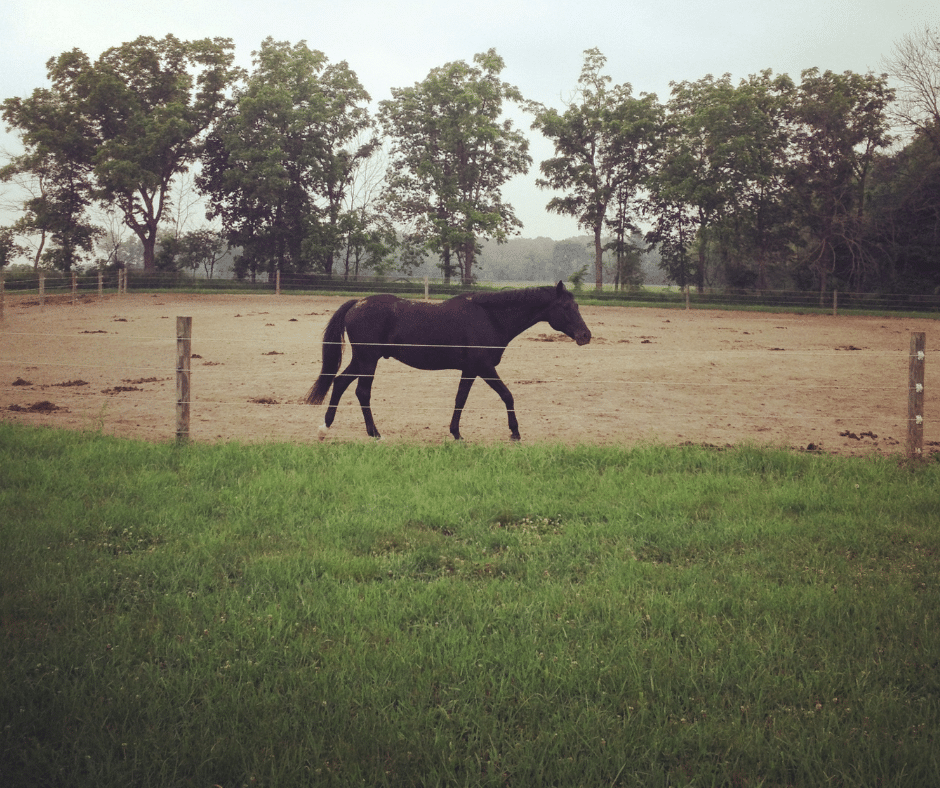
305, 299, 359, 405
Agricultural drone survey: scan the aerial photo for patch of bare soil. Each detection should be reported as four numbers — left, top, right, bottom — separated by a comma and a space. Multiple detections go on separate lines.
1, 292, 936, 456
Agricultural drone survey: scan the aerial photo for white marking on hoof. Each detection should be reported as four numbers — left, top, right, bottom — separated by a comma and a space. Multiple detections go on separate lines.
318, 423, 330, 441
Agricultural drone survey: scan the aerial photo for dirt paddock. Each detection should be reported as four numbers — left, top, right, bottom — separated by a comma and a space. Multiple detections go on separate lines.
1, 291, 936, 456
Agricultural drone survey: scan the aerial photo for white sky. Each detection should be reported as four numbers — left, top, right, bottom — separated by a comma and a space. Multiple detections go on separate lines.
1, 0, 936, 240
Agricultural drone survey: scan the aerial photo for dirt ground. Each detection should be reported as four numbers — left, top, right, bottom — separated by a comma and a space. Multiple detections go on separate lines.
1, 291, 936, 456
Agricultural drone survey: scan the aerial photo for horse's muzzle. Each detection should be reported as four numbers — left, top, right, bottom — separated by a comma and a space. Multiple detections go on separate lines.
575, 332, 592, 346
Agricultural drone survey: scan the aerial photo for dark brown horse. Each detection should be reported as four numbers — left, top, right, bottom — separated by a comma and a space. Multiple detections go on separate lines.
306, 281, 591, 441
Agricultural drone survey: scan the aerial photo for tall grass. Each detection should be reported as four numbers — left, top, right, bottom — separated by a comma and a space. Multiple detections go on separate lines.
1, 422, 938, 787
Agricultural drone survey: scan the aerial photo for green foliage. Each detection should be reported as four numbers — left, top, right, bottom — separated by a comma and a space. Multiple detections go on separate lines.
2, 423, 939, 786
567, 263, 588, 290
379, 49, 531, 285
530, 48, 663, 291
2, 35, 242, 272
0, 225, 27, 268
199, 38, 376, 280
1, 90, 101, 271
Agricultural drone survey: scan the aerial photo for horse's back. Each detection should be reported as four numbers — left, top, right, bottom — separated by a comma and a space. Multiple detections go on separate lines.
344, 294, 499, 370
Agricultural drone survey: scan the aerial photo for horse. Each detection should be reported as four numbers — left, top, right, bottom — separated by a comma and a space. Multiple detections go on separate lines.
305, 281, 592, 441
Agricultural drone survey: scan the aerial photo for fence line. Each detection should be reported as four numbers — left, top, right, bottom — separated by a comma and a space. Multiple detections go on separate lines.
3, 270, 940, 314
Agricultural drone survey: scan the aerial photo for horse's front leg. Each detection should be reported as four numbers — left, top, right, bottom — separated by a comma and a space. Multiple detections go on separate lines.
482, 368, 520, 441
449, 374, 476, 440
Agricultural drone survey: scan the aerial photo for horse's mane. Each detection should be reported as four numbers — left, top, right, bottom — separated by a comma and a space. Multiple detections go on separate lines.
457, 285, 557, 307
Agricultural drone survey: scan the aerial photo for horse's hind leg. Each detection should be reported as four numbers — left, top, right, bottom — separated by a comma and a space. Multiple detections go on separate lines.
354, 357, 381, 439
449, 374, 476, 440
320, 360, 360, 438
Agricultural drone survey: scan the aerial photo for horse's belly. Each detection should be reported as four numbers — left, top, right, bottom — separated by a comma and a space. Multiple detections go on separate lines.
389, 346, 463, 371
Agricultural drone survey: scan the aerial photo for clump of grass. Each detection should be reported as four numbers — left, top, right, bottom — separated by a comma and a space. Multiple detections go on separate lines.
1, 423, 938, 786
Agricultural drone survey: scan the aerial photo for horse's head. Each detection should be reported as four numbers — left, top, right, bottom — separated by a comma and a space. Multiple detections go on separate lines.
547, 281, 592, 346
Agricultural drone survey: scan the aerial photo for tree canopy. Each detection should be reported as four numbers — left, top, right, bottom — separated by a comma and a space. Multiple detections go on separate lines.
530, 48, 662, 290
1, 31, 939, 295
379, 49, 531, 285
3, 34, 242, 270
198, 38, 376, 278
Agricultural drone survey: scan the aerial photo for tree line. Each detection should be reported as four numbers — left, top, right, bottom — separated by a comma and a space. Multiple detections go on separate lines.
2, 29, 939, 295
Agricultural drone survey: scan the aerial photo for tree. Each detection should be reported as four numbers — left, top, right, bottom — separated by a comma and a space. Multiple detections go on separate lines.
1, 94, 100, 270
645, 74, 748, 293
884, 23, 940, 157
788, 68, 894, 295
866, 130, 940, 292
379, 49, 531, 285
530, 48, 662, 290
179, 228, 228, 278
722, 71, 797, 289
3, 35, 241, 271
199, 38, 375, 279
0, 226, 26, 268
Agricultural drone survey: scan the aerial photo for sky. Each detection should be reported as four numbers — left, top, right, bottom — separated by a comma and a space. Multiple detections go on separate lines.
1, 0, 937, 240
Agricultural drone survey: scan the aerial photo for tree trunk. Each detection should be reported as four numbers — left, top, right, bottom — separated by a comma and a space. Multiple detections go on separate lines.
593, 223, 604, 290
463, 238, 475, 286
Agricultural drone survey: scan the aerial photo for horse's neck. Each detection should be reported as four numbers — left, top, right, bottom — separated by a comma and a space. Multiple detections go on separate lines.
488, 299, 551, 343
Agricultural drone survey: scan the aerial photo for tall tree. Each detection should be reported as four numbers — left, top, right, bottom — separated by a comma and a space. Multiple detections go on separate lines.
530, 48, 662, 290
199, 38, 375, 278
788, 68, 894, 295
4, 35, 243, 271
645, 74, 746, 292
723, 71, 797, 289
884, 23, 940, 157
379, 49, 531, 285
1, 91, 100, 270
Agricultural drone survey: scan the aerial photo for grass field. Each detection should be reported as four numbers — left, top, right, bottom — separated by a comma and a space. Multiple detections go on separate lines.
1, 422, 938, 787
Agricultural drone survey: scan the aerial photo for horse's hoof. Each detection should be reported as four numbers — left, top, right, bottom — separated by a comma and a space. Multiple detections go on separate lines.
318, 423, 330, 441
510, 433, 521, 442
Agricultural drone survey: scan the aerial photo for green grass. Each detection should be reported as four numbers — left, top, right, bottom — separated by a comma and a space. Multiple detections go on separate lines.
1, 423, 938, 787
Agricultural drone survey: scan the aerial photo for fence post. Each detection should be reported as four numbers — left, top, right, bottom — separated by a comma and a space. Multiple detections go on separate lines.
833, 289, 838, 317
0, 271, 4, 321
39, 272, 45, 309
98, 268, 103, 300
685, 286, 690, 310
907, 332, 926, 459
72, 271, 77, 305
424, 276, 429, 302
276, 269, 281, 296
176, 316, 192, 444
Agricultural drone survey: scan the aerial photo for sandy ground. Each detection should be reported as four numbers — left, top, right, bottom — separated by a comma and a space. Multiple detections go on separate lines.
1, 291, 936, 457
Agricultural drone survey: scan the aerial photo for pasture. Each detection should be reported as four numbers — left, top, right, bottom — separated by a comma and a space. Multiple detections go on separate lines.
1, 291, 938, 785
0, 424, 938, 786
1, 292, 937, 453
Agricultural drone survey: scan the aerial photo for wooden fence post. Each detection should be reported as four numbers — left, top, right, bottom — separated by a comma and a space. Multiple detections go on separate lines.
0, 272, 4, 321
39, 272, 45, 309
98, 268, 103, 300
833, 290, 838, 317
276, 268, 281, 296
907, 332, 926, 459
176, 316, 192, 444
424, 276, 429, 302
72, 271, 77, 305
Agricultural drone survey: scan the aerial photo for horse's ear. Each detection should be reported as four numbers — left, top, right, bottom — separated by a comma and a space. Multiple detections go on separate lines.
556, 280, 566, 296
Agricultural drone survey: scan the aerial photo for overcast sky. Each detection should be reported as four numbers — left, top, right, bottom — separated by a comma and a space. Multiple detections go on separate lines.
1, 0, 936, 240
